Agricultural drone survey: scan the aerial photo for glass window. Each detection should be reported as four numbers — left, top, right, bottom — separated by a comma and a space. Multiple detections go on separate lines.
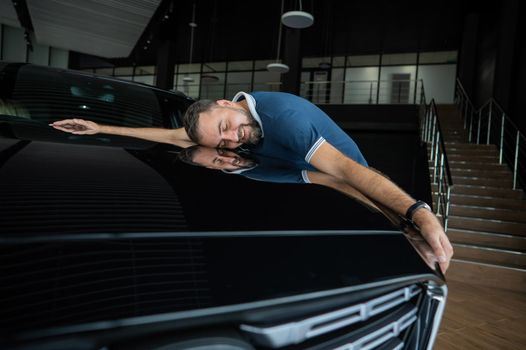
133, 75, 155, 86
203, 62, 226, 72
299, 72, 311, 100
135, 66, 156, 75
330, 68, 345, 104
332, 56, 346, 68
419, 51, 458, 64
302, 57, 331, 69
344, 67, 380, 104
347, 55, 380, 67
49, 47, 69, 69
254, 60, 276, 70
253, 71, 281, 92
175, 73, 200, 98
379, 65, 417, 104
418, 64, 456, 103
117, 76, 134, 81
95, 68, 114, 76
200, 73, 225, 100
225, 72, 252, 98
114, 67, 134, 76
227, 60, 253, 71
178, 63, 201, 74
381, 53, 417, 65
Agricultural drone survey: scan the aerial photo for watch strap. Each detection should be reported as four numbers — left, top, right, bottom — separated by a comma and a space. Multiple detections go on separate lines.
405, 200, 431, 222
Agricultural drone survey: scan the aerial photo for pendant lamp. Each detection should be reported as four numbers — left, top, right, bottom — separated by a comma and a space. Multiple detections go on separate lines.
183, 4, 197, 83
267, 0, 289, 74
281, 0, 314, 29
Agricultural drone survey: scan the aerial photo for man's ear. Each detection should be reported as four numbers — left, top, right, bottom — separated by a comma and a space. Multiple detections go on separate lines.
216, 99, 233, 107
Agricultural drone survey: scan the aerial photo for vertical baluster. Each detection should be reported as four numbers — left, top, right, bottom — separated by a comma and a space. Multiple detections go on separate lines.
477, 109, 482, 144
433, 132, 440, 184
499, 114, 505, 164
445, 186, 451, 231
468, 107, 473, 143
425, 107, 431, 142
487, 100, 492, 144
513, 131, 520, 189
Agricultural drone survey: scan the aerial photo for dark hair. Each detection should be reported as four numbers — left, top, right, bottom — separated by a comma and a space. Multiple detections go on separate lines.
177, 145, 201, 166
183, 99, 218, 143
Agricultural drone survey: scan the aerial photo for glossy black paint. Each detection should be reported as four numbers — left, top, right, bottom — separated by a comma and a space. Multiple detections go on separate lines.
0, 64, 443, 348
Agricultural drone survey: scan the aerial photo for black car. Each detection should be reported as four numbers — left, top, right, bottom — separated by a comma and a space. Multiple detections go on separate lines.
0, 63, 446, 350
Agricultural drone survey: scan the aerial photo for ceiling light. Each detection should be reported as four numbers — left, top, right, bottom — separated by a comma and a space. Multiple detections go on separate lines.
266, 63, 289, 73
281, 11, 314, 29
281, 0, 313, 29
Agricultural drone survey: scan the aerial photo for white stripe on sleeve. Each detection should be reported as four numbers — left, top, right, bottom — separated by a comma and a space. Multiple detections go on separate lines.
305, 136, 326, 163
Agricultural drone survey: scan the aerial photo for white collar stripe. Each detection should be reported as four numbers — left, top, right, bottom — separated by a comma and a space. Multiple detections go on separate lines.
232, 91, 264, 137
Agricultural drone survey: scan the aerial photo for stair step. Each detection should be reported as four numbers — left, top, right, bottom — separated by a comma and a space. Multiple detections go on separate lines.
446, 259, 526, 292
450, 204, 526, 223
443, 136, 469, 142
450, 194, 526, 210
447, 154, 499, 162
446, 148, 499, 156
444, 143, 498, 150
448, 216, 526, 236
447, 184, 524, 199
447, 228, 526, 251
451, 243, 526, 269
448, 168, 512, 179
451, 176, 512, 187
447, 161, 507, 171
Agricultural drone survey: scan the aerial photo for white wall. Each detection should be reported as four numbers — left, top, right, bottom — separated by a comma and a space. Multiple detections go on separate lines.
3, 25, 26, 62
417, 64, 456, 103
344, 67, 380, 104
1, 24, 69, 68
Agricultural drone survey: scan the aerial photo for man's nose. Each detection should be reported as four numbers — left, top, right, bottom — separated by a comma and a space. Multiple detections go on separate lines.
224, 129, 239, 142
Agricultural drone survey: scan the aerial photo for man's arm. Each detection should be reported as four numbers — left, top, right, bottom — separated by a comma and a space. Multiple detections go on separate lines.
309, 141, 453, 272
50, 118, 195, 148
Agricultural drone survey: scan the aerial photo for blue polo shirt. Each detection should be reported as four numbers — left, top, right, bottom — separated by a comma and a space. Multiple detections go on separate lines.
232, 91, 368, 170
225, 152, 311, 184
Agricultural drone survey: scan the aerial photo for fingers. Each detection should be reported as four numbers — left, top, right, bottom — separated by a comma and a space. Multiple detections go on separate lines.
49, 119, 90, 134
49, 118, 97, 135
49, 118, 86, 126
429, 231, 453, 273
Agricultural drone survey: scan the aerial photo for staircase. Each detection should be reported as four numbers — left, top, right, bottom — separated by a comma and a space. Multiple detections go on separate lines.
431, 105, 526, 292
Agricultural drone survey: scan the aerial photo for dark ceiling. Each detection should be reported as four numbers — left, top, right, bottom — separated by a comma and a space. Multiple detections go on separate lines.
73, 0, 481, 69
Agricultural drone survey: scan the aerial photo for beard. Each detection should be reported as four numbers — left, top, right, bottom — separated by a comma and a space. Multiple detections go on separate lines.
233, 108, 262, 145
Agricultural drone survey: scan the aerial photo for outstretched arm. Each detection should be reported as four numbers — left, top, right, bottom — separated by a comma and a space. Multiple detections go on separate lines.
50, 118, 195, 148
310, 141, 453, 273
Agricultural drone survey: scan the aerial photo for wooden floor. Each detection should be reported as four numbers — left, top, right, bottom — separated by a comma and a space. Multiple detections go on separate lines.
435, 279, 526, 349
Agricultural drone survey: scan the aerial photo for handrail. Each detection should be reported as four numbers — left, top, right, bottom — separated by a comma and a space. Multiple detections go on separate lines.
455, 78, 525, 191
431, 101, 454, 187
420, 97, 454, 230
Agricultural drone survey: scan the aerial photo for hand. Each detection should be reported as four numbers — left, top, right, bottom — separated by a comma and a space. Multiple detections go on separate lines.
49, 118, 101, 135
412, 209, 454, 273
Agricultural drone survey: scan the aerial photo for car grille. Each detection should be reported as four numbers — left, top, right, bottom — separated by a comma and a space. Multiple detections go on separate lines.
240, 284, 428, 349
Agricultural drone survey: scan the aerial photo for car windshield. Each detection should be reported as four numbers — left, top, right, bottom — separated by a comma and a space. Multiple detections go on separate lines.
0, 64, 184, 147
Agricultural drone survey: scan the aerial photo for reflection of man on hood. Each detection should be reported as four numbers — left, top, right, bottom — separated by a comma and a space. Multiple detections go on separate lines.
178, 145, 257, 172
177, 145, 312, 184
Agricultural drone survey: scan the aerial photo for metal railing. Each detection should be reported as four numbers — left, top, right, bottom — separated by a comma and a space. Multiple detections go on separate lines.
419, 88, 453, 230
455, 79, 525, 191
300, 79, 425, 105
176, 79, 426, 105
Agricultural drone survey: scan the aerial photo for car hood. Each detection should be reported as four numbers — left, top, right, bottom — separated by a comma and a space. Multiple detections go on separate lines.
0, 130, 443, 343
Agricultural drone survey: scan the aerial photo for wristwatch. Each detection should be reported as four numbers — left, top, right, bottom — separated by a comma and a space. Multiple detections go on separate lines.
405, 200, 432, 223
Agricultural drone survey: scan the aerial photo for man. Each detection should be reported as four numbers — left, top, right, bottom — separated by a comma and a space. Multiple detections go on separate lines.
51, 91, 453, 272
